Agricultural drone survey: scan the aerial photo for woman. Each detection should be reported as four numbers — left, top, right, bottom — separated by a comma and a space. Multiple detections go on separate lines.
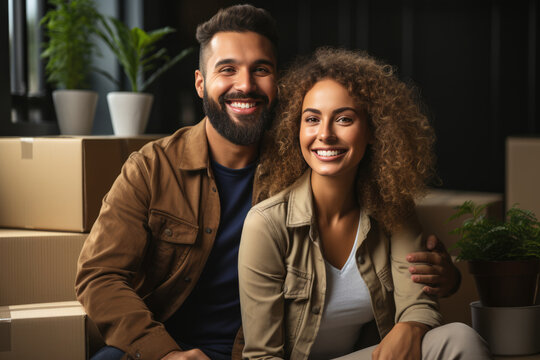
238, 48, 490, 359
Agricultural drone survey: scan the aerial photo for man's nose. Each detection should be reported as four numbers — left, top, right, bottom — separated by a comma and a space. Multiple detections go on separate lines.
234, 69, 256, 93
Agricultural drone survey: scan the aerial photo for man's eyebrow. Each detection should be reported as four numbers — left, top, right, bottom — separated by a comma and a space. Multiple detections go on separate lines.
214, 58, 237, 68
214, 58, 275, 69
253, 59, 275, 67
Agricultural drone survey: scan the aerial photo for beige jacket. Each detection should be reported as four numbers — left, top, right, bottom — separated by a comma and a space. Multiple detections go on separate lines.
238, 171, 442, 360
76, 119, 256, 360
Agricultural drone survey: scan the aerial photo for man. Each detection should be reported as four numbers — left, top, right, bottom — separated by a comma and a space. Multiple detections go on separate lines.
76, 5, 459, 360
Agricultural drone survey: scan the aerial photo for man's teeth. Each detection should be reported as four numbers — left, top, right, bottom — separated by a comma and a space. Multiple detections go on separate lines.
230, 102, 256, 109
317, 150, 342, 157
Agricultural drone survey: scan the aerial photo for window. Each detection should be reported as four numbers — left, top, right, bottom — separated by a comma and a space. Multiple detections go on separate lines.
4, 0, 56, 135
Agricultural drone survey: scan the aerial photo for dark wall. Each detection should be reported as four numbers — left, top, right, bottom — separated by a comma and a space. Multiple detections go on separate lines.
144, 0, 540, 193
0, 2, 10, 129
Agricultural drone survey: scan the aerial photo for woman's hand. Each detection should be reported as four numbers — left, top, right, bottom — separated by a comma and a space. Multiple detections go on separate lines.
406, 235, 461, 297
372, 322, 429, 360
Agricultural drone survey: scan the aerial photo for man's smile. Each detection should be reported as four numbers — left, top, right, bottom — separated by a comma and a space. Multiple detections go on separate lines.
226, 100, 259, 114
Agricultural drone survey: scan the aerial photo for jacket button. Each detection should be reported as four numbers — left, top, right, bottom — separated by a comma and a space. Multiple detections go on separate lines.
164, 228, 172, 236
312, 306, 320, 314
212, 187, 217, 192
135, 351, 141, 359
184, 276, 192, 282
205, 227, 212, 234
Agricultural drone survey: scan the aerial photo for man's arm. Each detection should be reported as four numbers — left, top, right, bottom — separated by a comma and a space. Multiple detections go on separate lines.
406, 235, 461, 298
76, 153, 180, 360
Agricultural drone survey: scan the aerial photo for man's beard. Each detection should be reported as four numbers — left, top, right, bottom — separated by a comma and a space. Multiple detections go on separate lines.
203, 89, 275, 146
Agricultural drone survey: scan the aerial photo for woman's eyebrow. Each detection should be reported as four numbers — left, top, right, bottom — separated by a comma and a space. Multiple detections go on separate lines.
302, 107, 357, 115
302, 108, 321, 114
332, 107, 357, 115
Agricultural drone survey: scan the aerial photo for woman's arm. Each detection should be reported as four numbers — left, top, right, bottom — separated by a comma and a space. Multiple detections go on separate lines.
372, 213, 442, 359
389, 213, 442, 327
238, 208, 287, 360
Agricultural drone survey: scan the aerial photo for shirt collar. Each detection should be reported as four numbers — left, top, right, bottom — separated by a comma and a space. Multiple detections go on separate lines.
178, 118, 210, 171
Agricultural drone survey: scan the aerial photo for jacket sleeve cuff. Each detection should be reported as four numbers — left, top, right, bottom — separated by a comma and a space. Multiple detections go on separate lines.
399, 305, 443, 329
121, 327, 181, 360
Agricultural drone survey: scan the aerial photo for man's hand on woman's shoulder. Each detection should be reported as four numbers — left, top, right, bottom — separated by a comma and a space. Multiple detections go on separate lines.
406, 235, 461, 298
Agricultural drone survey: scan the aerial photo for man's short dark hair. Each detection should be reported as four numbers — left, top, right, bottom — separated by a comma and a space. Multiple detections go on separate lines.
196, 4, 278, 74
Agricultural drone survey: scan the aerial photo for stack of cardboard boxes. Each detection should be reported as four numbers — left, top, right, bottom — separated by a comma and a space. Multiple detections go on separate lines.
0, 135, 161, 360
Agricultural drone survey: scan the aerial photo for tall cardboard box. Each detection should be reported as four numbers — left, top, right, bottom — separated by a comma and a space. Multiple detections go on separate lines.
0, 301, 104, 360
0, 135, 161, 232
415, 189, 504, 325
0, 229, 87, 306
506, 137, 540, 216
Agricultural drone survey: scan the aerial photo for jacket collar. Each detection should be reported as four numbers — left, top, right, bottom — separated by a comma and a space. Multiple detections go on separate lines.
286, 170, 314, 228
178, 118, 210, 171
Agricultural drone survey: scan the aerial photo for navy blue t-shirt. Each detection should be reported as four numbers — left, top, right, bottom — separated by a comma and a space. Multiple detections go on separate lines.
164, 160, 256, 359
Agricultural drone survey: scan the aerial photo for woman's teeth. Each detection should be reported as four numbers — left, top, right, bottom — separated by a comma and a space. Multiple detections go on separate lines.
316, 150, 342, 157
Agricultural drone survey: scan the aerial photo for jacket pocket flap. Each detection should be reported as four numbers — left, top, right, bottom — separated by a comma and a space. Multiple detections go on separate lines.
149, 210, 199, 245
283, 267, 310, 300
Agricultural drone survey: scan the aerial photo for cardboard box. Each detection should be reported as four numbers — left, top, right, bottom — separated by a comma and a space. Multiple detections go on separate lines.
416, 188, 504, 255
0, 229, 87, 306
415, 189, 504, 325
507, 137, 540, 217
0, 135, 161, 232
437, 260, 479, 325
0, 301, 104, 360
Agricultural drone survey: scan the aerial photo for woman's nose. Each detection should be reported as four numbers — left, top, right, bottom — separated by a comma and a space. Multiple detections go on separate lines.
318, 122, 337, 142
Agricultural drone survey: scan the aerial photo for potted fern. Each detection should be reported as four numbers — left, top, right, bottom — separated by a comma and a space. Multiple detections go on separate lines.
450, 201, 540, 307
41, 0, 100, 135
96, 16, 193, 135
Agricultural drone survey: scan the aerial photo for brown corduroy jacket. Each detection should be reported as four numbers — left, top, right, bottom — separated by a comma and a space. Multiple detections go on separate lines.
76, 118, 258, 360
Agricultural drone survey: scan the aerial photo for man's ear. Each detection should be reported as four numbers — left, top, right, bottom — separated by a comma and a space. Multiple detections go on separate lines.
195, 70, 204, 99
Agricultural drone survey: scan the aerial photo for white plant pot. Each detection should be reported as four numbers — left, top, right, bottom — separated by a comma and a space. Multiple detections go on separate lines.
53, 89, 98, 135
107, 92, 154, 136
471, 301, 540, 355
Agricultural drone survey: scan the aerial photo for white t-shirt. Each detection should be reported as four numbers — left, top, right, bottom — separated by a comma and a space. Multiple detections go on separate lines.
309, 217, 375, 360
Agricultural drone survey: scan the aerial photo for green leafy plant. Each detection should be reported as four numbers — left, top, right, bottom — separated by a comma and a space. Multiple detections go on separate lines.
450, 201, 540, 261
96, 16, 194, 93
41, 0, 100, 89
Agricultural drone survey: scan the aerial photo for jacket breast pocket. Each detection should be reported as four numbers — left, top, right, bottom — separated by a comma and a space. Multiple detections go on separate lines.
283, 267, 311, 341
144, 210, 199, 285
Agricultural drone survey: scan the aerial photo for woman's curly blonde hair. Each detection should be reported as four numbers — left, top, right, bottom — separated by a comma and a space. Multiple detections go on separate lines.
256, 47, 437, 231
